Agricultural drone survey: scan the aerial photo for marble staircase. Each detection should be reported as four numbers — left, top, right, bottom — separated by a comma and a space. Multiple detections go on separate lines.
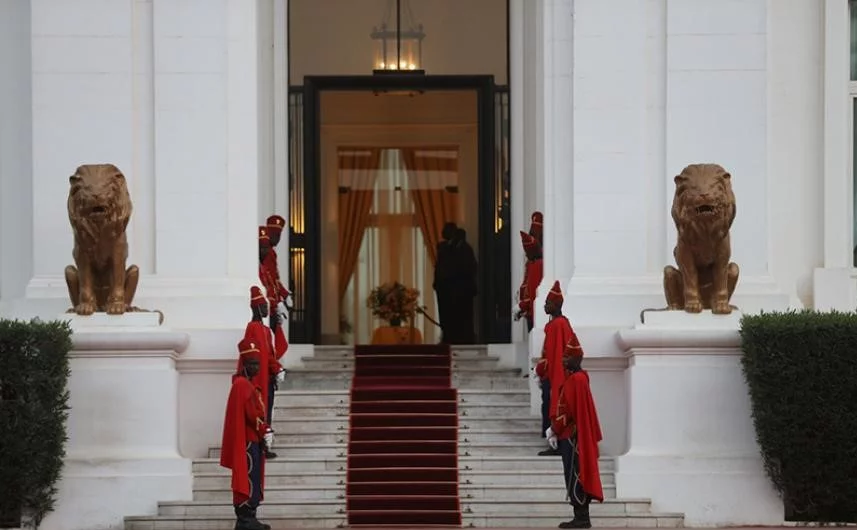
125, 345, 685, 529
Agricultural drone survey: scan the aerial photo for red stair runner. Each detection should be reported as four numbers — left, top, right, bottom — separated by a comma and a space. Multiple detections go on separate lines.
347, 344, 462, 527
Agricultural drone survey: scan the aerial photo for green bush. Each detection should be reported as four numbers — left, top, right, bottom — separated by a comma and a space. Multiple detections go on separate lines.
740, 310, 857, 523
0, 319, 72, 528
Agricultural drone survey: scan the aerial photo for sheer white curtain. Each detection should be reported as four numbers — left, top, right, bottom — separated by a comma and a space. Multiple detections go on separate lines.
341, 149, 439, 345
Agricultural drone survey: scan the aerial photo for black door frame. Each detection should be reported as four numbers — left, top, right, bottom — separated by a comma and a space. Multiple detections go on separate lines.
301, 74, 501, 345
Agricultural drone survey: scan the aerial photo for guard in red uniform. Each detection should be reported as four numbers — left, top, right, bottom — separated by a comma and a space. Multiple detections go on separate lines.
258, 226, 289, 365
529, 210, 543, 246
517, 231, 543, 332
238, 286, 285, 460
221, 338, 274, 530
533, 280, 573, 455
546, 338, 604, 529
264, 215, 293, 317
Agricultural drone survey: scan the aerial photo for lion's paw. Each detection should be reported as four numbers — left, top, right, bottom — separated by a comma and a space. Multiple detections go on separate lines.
712, 300, 732, 315
106, 299, 126, 315
75, 302, 96, 315
684, 299, 703, 313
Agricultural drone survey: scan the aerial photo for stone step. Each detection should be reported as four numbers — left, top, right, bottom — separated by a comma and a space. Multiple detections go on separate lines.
273, 428, 552, 445
272, 388, 531, 405
458, 389, 531, 402
208, 440, 565, 459
307, 346, 489, 359
125, 511, 684, 530
462, 512, 685, 528
299, 356, 502, 370
193, 471, 345, 489
192, 455, 614, 474
278, 369, 526, 391
191, 468, 615, 491
156, 497, 652, 518
189, 483, 619, 503
271, 415, 539, 433
193, 484, 342, 502
460, 483, 618, 501
124, 514, 345, 529
273, 400, 531, 417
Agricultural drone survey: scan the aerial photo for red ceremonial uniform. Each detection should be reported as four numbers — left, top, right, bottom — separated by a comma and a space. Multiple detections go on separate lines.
258, 227, 281, 309
220, 339, 269, 503
534, 281, 574, 418
265, 215, 291, 306
529, 210, 543, 245
550, 342, 604, 503
236, 287, 275, 417
518, 231, 543, 321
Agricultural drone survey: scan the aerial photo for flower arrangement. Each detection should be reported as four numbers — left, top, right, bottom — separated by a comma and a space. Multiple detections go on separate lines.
366, 281, 422, 324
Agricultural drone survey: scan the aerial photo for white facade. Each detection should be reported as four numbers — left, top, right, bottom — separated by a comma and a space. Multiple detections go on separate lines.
0, 0, 854, 528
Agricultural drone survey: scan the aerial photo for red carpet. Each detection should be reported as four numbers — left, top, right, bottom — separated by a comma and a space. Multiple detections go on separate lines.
347, 344, 462, 527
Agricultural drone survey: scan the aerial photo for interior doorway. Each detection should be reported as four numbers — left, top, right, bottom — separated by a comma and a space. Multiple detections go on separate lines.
289, 75, 509, 345
337, 147, 463, 345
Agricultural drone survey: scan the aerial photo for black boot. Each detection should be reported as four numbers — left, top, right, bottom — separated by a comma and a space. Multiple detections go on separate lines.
538, 447, 560, 456
265, 449, 278, 459
571, 502, 592, 529
234, 505, 267, 530
250, 507, 271, 530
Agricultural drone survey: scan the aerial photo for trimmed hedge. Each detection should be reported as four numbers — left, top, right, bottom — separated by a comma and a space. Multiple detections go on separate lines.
0, 319, 72, 528
740, 310, 857, 523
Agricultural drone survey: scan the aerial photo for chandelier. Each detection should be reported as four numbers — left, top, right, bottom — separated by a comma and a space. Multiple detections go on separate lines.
371, 0, 425, 74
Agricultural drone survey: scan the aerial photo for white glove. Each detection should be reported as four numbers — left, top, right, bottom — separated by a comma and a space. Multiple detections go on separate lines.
276, 302, 288, 319
512, 304, 520, 317
264, 428, 274, 448
548, 435, 558, 450
276, 369, 285, 383
545, 427, 554, 439
285, 294, 294, 309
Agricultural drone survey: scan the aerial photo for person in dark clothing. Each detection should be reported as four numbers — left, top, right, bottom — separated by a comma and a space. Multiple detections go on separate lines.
433, 223, 478, 344
452, 227, 478, 344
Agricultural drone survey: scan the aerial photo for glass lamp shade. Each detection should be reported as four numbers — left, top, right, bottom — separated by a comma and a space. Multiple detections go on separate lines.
371, 24, 424, 72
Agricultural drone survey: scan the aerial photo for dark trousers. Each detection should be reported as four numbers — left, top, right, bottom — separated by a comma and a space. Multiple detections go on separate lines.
233, 441, 263, 508
267, 379, 276, 424
540, 379, 551, 435
438, 291, 475, 344
558, 436, 590, 508
526, 316, 534, 333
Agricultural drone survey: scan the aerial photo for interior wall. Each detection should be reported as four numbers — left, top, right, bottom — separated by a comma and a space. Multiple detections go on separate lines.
318, 90, 478, 343
289, 0, 508, 84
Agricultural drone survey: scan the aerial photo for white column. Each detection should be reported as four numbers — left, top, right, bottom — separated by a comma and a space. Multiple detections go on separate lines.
509, 0, 526, 344
226, 0, 262, 278
273, 0, 290, 285
645, 0, 667, 274
822, 0, 851, 268
131, 0, 156, 274
0, 0, 33, 302
814, 0, 857, 311
17, 0, 265, 329
29, 0, 136, 278
572, 0, 647, 279
529, 0, 574, 344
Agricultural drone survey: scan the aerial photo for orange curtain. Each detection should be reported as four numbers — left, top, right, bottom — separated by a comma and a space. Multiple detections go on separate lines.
338, 148, 381, 301
401, 148, 460, 265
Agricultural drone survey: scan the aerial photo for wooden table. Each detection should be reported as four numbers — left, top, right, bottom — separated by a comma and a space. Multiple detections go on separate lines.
370, 326, 424, 345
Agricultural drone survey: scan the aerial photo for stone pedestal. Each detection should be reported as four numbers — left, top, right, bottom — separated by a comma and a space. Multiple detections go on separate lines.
614, 310, 783, 526
40, 313, 192, 530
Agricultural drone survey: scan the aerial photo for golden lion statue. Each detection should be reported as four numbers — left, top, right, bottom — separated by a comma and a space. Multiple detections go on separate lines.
663, 163, 739, 314
65, 164, 139, 315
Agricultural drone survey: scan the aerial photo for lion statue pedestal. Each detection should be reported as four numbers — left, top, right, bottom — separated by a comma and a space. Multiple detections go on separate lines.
613, 306, 782, 526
